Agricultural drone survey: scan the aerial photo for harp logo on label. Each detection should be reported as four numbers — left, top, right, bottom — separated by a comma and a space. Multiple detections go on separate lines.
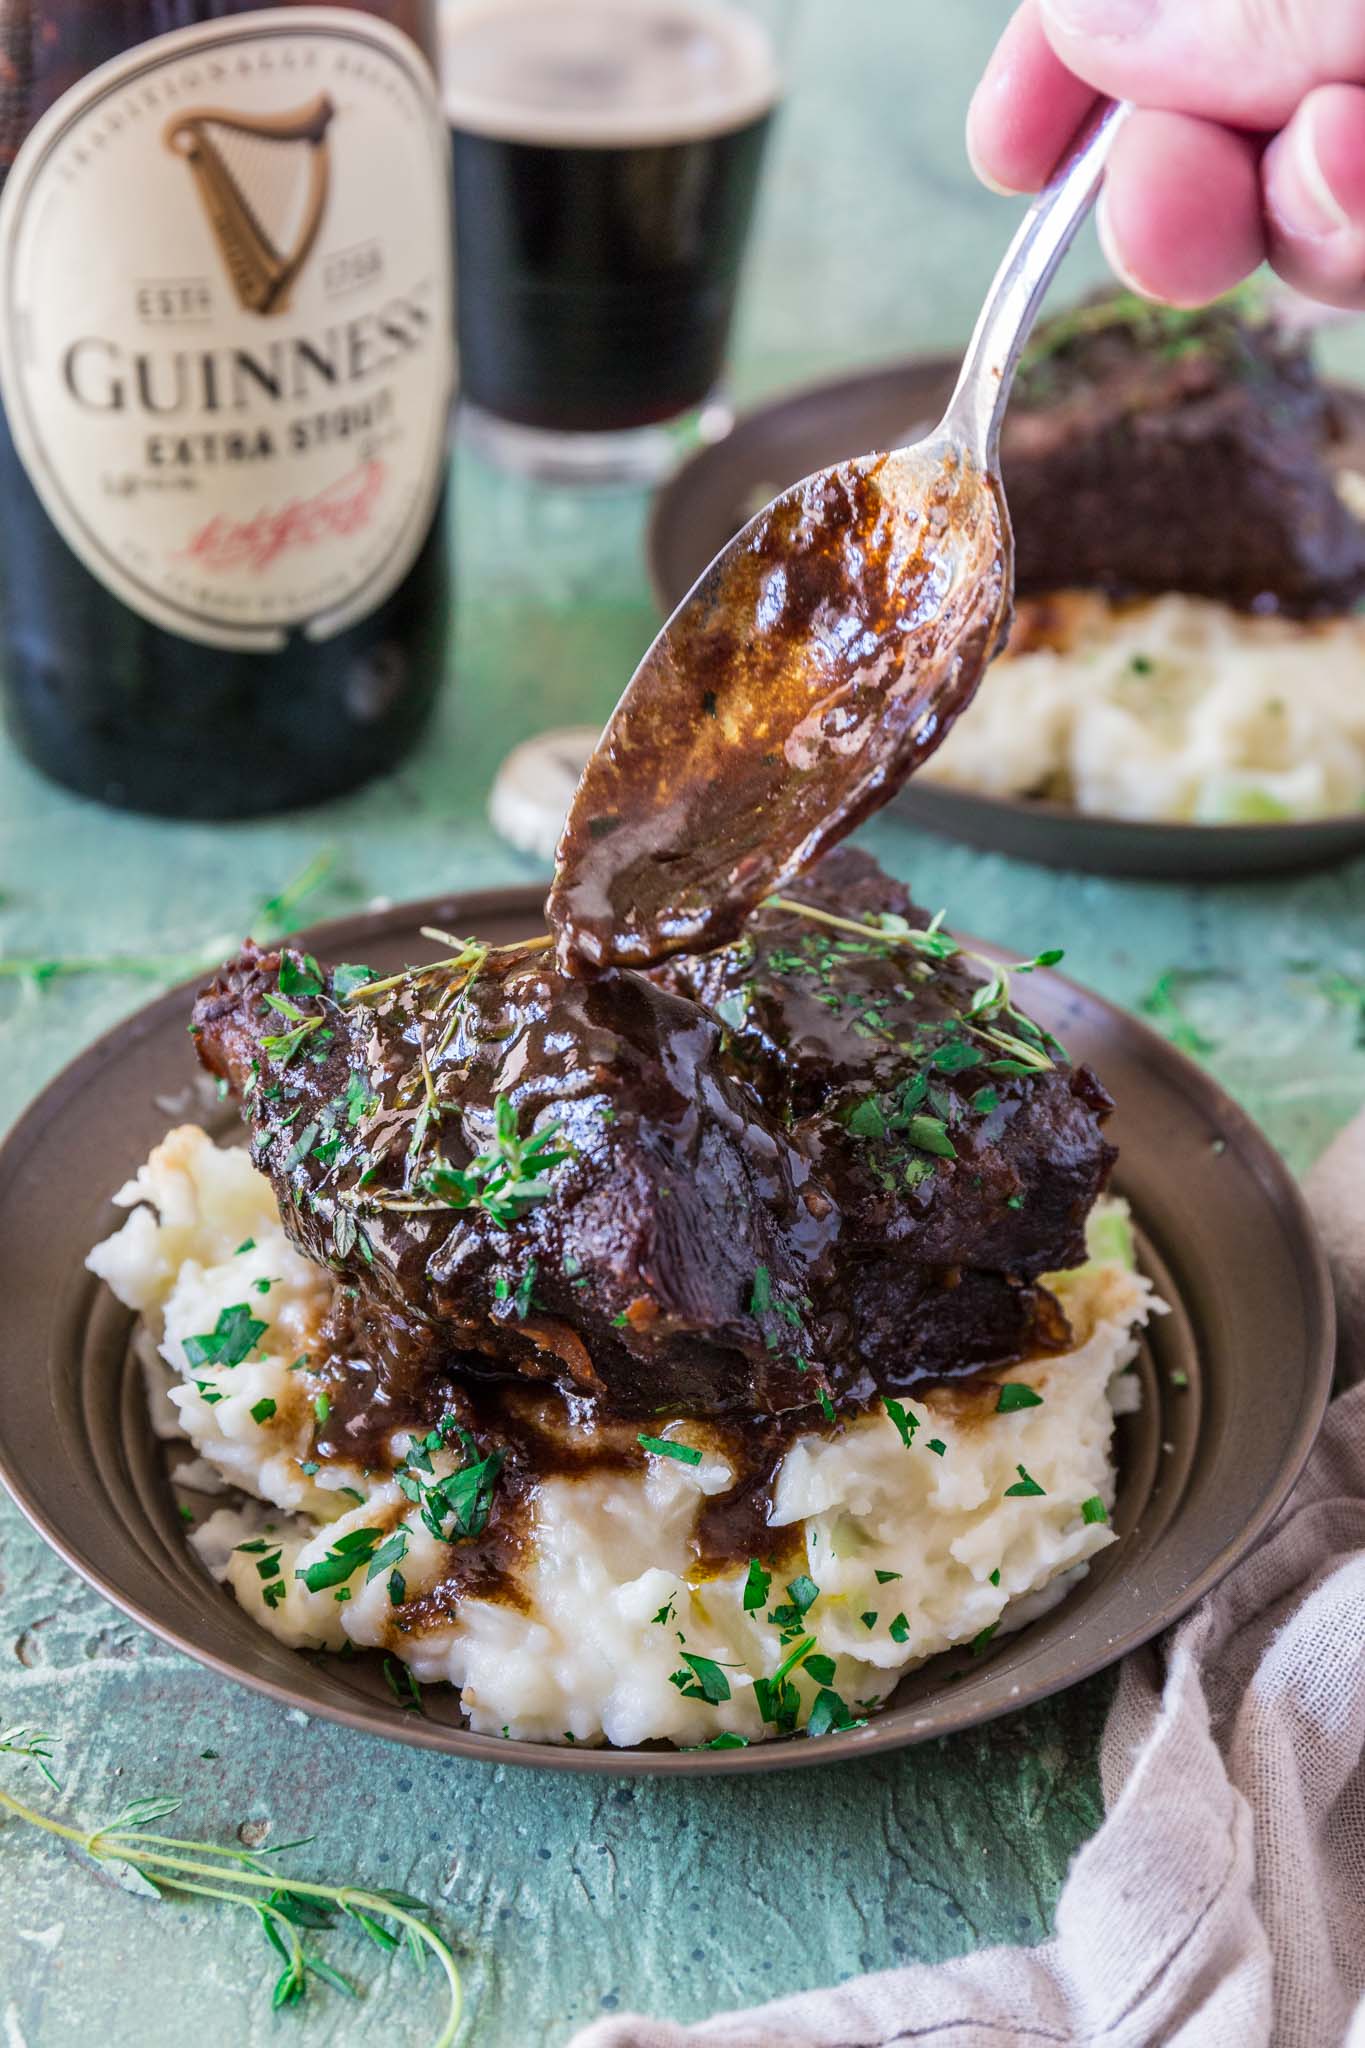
165, 94, 337, 320
0, 9, 454, 652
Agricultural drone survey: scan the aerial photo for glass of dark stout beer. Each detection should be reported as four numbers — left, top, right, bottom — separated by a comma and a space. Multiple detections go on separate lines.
442, 0, 783, 483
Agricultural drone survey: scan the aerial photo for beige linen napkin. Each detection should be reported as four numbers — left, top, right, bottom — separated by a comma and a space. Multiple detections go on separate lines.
572, 1112, 1365, 2048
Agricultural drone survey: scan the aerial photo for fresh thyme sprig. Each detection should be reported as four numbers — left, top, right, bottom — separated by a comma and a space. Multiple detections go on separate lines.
0, 1739, 462, 2045
0, 848, 339, 992
343, 1092, 573, 1228
765, 896, 1064, 1072
0, 1726, 59, 1789
339, 931, 553, 1010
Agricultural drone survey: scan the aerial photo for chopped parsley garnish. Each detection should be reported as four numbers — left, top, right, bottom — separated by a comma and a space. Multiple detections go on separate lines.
860, 1611, 877, 1629
1004, 1464, 1046, 1497
888, 1613, 910, 1644
651, 1599, 676, 1627
698, 1732, 748, 1749
512, 1261, 537, 1320
970, 1623, 999, 1655
768, 1575, 818, 1634
397, 1420, 504, 1543
332, 963, 378, 1000
1081, 1495, 1109, 1524
249, 1397, 277, 1425
927, 1038, 983, 1073
989, 1568, 1001, 1586
995, 1383, 1044, 1412
668, 1652, 732, 1705
844, 1096, 887, 1140
234, 1238, 255, 1255
365, 1531, 409, 1583
342, 1070, 375, 1130
382, 1657, 423, 1713
806, 1688, 863, 1739
742, 1559, 771, 1612
884, 1397, 918, 1448
874, 1569, 901, 1585
816, 1388, 836, 1422
904, 1115, 957, 1160
748, 1265, 772, 1317
313, 1393, 331, 1426
183, 1303, 267, 1371
278, 951, 324, 998
637, 1435, 702, 1466
926, 1438, 946, 1457
298, 1526, 386, 1593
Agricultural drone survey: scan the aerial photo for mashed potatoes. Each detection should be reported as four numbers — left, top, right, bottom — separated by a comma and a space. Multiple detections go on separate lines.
89, 1125, 1155, 1748
921, 589, 1365, 823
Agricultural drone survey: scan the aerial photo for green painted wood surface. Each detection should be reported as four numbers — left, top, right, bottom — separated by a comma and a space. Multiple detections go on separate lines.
2, 6, 1364, 2043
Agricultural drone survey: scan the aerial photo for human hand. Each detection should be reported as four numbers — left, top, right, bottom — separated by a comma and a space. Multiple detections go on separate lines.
968, 0, 1365, 309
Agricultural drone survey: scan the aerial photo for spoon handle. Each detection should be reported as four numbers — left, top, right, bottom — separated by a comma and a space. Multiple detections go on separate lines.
938, 97, 1131, 468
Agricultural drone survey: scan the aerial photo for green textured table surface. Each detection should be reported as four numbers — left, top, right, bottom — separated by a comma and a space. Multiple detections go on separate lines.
3, 6, 1365, 2044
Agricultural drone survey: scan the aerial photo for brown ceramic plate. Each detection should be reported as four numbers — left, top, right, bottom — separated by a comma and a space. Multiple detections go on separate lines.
648, 357, 1365, 879
0, 887, 1334, 1773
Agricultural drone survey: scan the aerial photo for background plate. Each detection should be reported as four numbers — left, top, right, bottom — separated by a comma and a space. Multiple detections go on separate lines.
647, 357, 1365, 878
0, 887, 1335, 1773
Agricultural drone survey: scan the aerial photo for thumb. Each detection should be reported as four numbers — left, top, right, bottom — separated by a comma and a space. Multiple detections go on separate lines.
1038, 0, 1365, 130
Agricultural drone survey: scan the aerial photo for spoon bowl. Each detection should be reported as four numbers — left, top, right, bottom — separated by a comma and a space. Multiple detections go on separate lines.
549, 101, 1128, 977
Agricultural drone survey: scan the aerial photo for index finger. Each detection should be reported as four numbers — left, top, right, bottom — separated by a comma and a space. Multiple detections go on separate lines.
967, 0, 1100, 194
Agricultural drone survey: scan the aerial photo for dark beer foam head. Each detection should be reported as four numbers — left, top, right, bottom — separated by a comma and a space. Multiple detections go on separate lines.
442, 0, 779, 146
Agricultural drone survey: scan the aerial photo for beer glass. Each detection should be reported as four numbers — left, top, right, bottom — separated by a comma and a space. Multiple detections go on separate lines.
441, 0, 785, 482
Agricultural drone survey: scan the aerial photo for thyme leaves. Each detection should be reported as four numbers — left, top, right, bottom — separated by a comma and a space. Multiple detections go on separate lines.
0, 1735, 461, 2045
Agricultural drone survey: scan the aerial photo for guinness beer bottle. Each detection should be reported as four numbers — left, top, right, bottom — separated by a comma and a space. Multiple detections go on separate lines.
0, 2, 454, 817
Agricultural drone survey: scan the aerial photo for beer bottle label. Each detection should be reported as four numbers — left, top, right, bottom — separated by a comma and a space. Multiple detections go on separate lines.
0, 7, 453, 652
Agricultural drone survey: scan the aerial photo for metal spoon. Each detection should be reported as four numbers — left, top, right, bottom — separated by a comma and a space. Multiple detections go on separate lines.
549, 100, 1129, 977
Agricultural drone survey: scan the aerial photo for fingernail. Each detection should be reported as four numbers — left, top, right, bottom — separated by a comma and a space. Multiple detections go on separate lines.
1288, 100, 1354, 235
1041, 0, 1158, 36
965, 135, 1026, 198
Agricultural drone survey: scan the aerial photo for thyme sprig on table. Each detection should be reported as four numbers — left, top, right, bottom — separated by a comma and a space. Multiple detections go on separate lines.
0, 848, 339, 992
765, 896, 1064, 1073
0, 1736, 462, 2045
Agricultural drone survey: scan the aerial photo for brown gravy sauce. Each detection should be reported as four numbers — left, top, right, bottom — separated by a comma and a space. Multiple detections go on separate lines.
303, 1294, 1047, 1630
